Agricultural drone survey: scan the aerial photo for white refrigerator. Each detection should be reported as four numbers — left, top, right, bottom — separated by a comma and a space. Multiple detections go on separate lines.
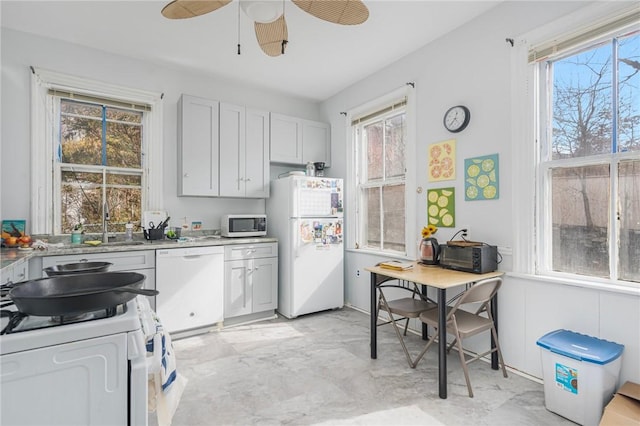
266, 175, 344, 319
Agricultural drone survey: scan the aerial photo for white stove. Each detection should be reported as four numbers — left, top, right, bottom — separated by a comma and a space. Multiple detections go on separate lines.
0, 295, 152, 425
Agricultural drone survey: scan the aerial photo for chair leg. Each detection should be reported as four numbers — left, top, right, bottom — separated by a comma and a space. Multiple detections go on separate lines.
490, 326, 508, 378
453, 328, 474, 398
379, 292, 416, 368
403, 318, 410, 336
412, 329, 437, 368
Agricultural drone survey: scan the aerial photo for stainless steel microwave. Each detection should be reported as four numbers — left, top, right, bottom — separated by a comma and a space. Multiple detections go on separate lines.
439, 244, 498, 274
221, 214, 267, 237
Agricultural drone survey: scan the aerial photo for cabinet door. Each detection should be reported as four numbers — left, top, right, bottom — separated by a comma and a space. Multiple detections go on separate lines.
224, 259, 252, 318
178, 94, 220, 196
245, 109, 270, 198
302, 119, 331, 167
270, 113, 302, 164
252, 257, 278, 312
219, 102, 246, 197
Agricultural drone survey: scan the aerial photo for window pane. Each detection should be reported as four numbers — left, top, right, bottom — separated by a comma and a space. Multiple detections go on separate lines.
551, 44, 612, 159
61, 170, 142, 234
619, 160, 640, 282
365, 121, 383, 181
385, 113, 405, 178
61, 100, 101, 118
382, 184, 405, 252
61, 114, 102, 165
618, 33, 640, 153
106, 186, 142, 233
551, 165, 610, 277
364, 187, 380, 248
106, 120, 142, 168
61, 174, 102, 234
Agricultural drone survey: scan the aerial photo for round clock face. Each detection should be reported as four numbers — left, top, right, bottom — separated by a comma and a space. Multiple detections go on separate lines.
444, 105, 470, 133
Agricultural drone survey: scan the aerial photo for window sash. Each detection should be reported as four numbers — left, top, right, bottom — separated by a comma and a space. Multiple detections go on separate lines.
354, 102, 407, 254
537, 28, 640, 283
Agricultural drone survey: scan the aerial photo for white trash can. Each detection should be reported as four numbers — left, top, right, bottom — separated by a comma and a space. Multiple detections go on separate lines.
536, 329, 624, 426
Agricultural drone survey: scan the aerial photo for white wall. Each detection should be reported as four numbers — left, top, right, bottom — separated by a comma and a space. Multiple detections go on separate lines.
0, 28, 322, 231
321, 1, 640, 385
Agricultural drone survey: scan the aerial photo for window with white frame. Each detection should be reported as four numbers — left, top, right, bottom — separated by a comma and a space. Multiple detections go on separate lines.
352, 98, 407, 254
55, 96, 146, 234
534, 22, 639, 283
30, 69, 163, 235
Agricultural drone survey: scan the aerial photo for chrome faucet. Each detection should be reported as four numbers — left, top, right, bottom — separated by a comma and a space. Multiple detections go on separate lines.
102, 202, 110, 243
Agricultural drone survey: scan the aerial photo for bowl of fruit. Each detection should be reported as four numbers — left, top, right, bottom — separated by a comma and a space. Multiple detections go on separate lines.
2, 234, 32, 249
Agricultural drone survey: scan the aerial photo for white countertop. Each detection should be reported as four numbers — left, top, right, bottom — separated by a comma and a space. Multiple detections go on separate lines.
1, 236, 278, 270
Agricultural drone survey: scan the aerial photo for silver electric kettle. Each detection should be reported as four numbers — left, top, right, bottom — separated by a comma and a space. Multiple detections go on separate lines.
419, 238, 440, 265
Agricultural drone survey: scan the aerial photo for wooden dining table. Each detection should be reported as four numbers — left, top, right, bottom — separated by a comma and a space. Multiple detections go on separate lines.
365, 261, 504, 399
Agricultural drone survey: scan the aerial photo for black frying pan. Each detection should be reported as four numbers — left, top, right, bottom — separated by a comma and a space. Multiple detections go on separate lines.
8, 272, 159, 316
43, 261, 113, 276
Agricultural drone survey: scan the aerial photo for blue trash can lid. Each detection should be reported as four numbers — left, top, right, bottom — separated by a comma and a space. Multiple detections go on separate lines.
536, 329, 624, 365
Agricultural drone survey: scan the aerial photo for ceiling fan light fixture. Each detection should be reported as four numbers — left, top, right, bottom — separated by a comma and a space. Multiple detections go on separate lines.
240, 0, 283, 23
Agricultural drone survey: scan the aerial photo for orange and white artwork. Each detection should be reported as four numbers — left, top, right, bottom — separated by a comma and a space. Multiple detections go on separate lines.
428, 139, 456, 182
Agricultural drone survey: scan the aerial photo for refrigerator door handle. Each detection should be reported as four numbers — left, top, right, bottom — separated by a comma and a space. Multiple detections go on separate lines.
293, 220, 300, 259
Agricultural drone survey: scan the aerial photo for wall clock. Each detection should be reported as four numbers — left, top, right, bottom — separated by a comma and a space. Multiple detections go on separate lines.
443, 105, 470, 133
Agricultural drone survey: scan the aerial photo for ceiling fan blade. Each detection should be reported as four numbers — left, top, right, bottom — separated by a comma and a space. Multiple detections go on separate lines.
255, 15, 288, 57
291, 0, 369, 25
161, 0, 233, 19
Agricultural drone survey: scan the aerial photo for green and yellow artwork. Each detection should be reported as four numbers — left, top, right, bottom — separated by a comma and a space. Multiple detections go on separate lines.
427, 188, 455, 228
465, 154, 499, 201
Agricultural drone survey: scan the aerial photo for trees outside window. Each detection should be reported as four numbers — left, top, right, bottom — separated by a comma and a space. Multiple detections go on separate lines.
57, 98, 144, 234
541, 31, 639, 282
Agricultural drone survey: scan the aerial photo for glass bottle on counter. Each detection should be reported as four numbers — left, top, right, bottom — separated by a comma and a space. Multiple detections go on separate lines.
125, 222, 134, 241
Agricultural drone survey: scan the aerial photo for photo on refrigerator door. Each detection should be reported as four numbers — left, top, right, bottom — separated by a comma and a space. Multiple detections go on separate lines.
299, 220, 342, 246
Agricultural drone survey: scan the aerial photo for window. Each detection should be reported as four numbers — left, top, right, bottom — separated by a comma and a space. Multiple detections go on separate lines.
56, 98, 145, 234
537, 27, 639, 283
353, 99, 407, 254
30, 68, 163, 235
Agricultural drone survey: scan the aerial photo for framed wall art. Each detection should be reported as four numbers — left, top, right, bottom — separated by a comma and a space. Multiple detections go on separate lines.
465, 153, 499, 200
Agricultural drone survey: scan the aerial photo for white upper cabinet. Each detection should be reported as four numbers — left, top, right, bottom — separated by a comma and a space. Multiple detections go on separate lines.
270, 113, 331, 167
270, 113, 302, 164
219, 103, 270, 198
301, 120, 330, 166
178, 94, 220, 197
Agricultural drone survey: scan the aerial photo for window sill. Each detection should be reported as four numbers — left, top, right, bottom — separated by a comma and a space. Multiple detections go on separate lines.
507, 271, 640, 297
345, 247, 412, 262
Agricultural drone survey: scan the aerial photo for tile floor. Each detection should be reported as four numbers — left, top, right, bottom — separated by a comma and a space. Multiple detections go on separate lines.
154, 307, 574, 425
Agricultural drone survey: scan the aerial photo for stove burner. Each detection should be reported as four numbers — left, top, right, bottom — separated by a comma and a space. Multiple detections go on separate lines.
1, 304, 125, 335
50, 313, 89, 324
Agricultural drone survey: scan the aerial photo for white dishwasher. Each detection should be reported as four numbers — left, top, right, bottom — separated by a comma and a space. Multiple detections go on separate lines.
156, 246, 224, 334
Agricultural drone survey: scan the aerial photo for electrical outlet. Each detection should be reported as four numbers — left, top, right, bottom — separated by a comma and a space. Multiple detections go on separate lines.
459, 226, 470, 239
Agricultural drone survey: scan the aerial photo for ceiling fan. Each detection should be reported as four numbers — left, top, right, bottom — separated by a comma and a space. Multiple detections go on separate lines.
161, 0, 369, 57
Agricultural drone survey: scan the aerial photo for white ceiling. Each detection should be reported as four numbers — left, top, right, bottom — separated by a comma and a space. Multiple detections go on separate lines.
1, 0, 501, 101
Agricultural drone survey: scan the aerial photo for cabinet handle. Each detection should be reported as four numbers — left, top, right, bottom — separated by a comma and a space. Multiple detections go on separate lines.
245, 177, 251, 182
184, 173, 189, 177
189, 312, 195, 317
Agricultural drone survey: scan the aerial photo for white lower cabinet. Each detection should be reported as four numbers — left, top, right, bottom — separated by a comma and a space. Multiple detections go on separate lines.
224, 243, 278, 319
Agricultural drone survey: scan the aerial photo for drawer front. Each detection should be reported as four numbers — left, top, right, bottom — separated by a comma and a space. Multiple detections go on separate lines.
42, 250, 155, 274
224, 243, 277, 261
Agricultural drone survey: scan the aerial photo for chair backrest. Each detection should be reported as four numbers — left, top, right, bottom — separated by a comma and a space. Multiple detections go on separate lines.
448, 277, 502, 318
